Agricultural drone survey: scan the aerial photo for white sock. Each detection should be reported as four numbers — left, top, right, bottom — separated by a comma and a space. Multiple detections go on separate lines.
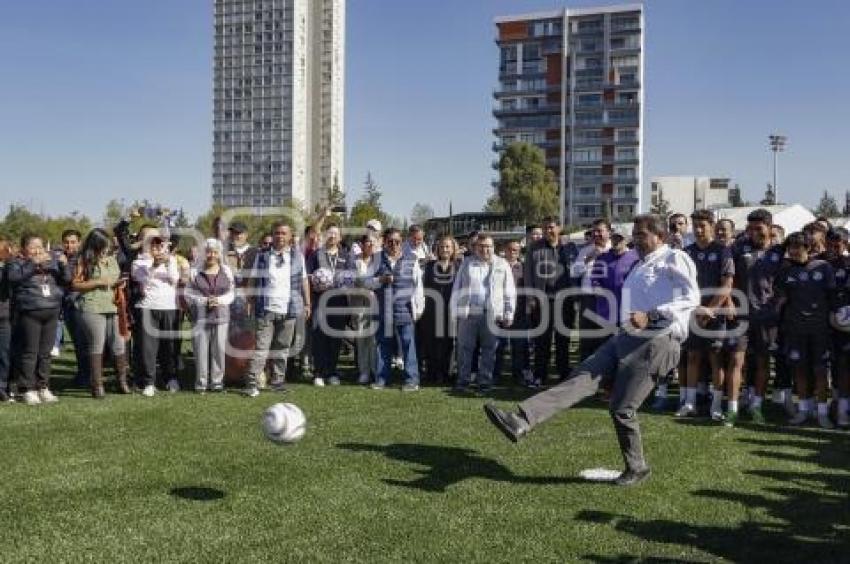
685, 387, 697, 406
656, 383, 668, 398
678, 386, 686, 402
751, 395, 763, 409
728, 400, 738, 413
817, 402, 829, 416
798, 398, 810, 413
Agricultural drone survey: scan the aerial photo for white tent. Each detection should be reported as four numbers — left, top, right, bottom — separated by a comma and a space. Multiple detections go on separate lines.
713, 204, 815, 234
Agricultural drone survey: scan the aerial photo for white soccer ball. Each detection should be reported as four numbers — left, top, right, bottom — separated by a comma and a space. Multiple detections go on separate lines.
312, 267, 334, 292
262, 403, 307, 444
831, 306, 850, 333
336, 269, 356, 288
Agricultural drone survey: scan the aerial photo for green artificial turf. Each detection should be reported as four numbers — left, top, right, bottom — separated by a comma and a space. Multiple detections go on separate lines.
1, 350, 849, 563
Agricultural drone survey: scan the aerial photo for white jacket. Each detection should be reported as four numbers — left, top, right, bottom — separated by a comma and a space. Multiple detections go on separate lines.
450, 255, 516, 323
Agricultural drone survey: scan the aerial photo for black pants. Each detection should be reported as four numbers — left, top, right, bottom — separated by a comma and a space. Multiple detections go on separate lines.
533, 297, 575, 381
137, 309, 177, 387
311, 298, 346, 378
12, 308, 60, 392
0, 318, 11, 391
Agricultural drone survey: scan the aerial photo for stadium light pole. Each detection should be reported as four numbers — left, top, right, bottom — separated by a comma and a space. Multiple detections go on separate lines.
768, 134, 787, 204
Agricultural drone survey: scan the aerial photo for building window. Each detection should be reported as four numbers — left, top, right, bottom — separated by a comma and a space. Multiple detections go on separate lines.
574, 167, 602, 178
616, 184, 636, 198
577, 186, 597, 197
574, 148, 601, 162
617, 167, 636, 178
617, 129, 638, 141
616, 148, 637, 160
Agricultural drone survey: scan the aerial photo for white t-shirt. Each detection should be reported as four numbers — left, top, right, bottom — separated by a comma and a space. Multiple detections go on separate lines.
266, 250, 292, 315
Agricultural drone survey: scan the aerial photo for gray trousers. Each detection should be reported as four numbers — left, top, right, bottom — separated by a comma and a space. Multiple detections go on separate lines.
457, 314, 499, 387
78, 311, 125, 356
519, 331, 681, 472
352, 313, 377, 377
192, 322, 228, 390
247, 312, 297, 387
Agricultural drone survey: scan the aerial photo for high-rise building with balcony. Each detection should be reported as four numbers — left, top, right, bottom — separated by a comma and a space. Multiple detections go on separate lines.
493, 4, 643, 225
212, 0, 345, 209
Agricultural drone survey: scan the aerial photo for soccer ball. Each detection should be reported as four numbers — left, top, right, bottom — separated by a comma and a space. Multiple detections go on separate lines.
336, 269, 356, 288
311, 267, 334, 292
831, 306, 850, 333
262, 403, 307, 444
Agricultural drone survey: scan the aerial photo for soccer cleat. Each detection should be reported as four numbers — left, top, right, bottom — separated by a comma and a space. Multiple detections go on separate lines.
39, 389, 59, 404
817, 413, 834, 430
749, 407, 766, 425
483, 403, 529, 443
788, 410, 808, 426
141, 385, 156, 398
710, 410, 725, 423
50, 346, 60, 358
613, 467, 652, 487
167, 379, 180, 393
313, 377, 325, 387
241, 386, 260, 398
327, 376, 341, 386
357, 373, 370, 385
23, 390, 42, 406
401, 383, 420, 392
723, 411, 738, 428
370, 381, 385, 390
674, 404, 696, 418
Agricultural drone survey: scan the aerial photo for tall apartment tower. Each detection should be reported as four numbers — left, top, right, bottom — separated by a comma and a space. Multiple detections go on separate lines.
493, 4, 643, 225
212, 0, 345, 209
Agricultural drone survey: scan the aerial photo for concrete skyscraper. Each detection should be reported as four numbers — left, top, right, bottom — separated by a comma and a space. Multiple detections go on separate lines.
212, 0, 345, 209
493, 4, 643, 225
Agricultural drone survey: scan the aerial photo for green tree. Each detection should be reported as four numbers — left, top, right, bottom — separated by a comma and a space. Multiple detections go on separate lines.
814, 190, 840, 218
348, 172, 389, 227
490, 142, 558, 225
409, 202, 434, 226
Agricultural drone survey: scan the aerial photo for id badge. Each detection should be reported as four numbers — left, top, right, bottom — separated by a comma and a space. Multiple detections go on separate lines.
41, 284, 51, 297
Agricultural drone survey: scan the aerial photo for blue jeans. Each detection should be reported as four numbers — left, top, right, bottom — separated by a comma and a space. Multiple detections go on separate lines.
57, 303, 89, 383
376, 321, 419, 386
457, 315, 500, 388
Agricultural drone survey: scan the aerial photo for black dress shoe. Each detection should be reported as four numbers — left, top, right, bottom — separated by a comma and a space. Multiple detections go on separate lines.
483, 403, 529, 443
613, 467, 651, 487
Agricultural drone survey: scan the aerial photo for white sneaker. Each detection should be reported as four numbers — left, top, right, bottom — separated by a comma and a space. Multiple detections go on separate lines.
50, 346, 60, 358
327, 376, 340, 386
710, 410, 724, 422
142, 385, 156, 397
167, 379, 180, 393
357, 373, 370, 385
39, 389, 59, 404
313, 377, 325, 387
23, 390, 41, 406
817, 413, 834, 430
675, 404, 696, 418
789, 411, 808, 426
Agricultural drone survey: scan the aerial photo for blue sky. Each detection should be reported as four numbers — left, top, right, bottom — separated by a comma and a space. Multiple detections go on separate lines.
1, 0, 849, 223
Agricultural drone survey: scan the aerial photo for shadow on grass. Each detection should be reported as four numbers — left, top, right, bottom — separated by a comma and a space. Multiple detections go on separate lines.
338, 442, 587, 493
576, 425, 850, 562
170, 486, 226, 501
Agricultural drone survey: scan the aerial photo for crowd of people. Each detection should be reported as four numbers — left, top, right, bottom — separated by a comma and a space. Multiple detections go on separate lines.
1, 207, 849, 431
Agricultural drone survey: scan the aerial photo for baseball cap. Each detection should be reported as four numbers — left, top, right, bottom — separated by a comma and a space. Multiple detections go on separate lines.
366, 219, 382, 232
228, 221, 248, 234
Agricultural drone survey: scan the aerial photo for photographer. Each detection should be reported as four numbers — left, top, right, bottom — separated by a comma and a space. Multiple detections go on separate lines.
5, 233, 71, 405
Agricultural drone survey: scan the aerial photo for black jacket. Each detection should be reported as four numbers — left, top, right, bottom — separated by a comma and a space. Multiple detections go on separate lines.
523, 239, 579, 297
5, 257, 71, 312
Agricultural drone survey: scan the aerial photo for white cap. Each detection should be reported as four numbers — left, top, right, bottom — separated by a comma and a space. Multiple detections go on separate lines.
366, 219, 382, 232
204, 238, 224, 253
